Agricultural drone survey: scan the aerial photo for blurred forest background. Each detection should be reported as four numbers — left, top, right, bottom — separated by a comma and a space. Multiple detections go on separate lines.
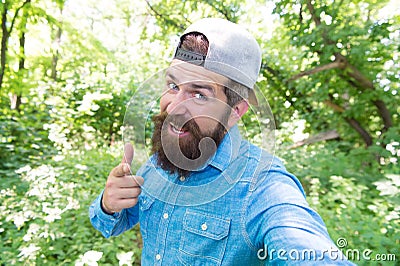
0, 0, 399, 265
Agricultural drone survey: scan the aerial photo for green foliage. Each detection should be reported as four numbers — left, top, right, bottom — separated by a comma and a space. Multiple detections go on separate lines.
267, 0, 399, 148
0, 145, 143, 265
0, 0, 398, 265
277, 142, 399, 264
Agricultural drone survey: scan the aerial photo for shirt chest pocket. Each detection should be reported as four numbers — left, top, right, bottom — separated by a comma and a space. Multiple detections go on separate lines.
178, 210, 231, 266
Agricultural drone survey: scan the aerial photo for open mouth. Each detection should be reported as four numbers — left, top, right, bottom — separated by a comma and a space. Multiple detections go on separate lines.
169, 122, 189, 136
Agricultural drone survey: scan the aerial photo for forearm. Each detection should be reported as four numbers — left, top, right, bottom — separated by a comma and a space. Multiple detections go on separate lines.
89, 191, 139, 238
261, 210, 354, 264
246, 167, 355, 264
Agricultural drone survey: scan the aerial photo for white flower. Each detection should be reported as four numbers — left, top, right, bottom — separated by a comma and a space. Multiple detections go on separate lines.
65, 197, 80, 210
374, 175, 400, 196
75, 164, 88, 170
15, 165, 32, 174
82, 124, 95, 132
75, 250, 103, 266
77, 92, 113, 115
117, 251, 134, 266
23, 223, 41, 242
53, 155, 65, 162
12, 213, 27, 228
18, 244, 40, 259
43, 206, 63, 222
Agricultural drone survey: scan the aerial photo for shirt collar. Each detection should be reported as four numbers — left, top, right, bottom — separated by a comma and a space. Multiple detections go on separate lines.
202, 124, 242, 172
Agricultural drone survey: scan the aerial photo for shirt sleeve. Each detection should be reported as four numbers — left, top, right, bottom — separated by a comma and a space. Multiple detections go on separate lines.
245, 160, 355, 265
89, 190, 139, 238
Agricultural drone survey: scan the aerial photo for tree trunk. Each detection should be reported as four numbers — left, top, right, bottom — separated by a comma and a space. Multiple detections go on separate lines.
10, 0, 31, 111
11, 14, 27, 111
0, 2, 9, 91
51, 26, 62, 80
0, 0, 31, 92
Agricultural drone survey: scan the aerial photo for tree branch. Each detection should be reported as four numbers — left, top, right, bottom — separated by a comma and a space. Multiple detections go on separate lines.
145, 0, 184, 30
306, 0, 321, 26
334, 53, 392, 131
306, 0, 335, 45
372, 99, 392, 131
288, 61, 342, 81
9, 0, 30, 35
335, 53, 373, 88
324, 100, 345, 113
290, 130, 340, 149
205, 1, 231, 21
324, 100, 373, 146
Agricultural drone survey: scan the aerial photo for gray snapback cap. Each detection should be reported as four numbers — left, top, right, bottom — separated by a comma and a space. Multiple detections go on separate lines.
173, 18, 262, 105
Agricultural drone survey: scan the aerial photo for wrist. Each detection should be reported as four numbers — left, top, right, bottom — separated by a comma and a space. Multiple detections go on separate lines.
101, 198, 115, 215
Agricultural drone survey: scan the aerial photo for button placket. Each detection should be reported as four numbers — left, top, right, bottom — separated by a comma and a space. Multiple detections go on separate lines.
153, 204, 175, 264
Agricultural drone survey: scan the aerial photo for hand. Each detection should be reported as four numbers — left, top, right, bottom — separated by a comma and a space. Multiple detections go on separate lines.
102, 143, 144, 214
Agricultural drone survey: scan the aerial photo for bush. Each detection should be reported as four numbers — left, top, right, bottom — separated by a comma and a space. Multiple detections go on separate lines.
0, 144, 145, 265
277, 142, 399, 265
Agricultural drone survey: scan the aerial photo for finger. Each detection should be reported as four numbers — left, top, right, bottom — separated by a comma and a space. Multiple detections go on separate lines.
109, 175, 144, 187
114, 187, 142, 199
117, 175, 144, 187
117, 198, 139, 209
122, 143, 134, 166
130, 175, 144, 186
110, 164, 128, 177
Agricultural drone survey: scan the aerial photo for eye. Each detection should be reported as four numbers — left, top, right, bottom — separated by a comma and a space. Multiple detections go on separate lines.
193, 92, 208, 101
167, 82, 179, 92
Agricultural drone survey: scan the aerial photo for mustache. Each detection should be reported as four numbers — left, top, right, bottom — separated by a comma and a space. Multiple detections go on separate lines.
152, 112, 202, 135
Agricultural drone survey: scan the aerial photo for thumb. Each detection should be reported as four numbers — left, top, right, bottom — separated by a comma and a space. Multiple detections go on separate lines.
121, 142, 134, 166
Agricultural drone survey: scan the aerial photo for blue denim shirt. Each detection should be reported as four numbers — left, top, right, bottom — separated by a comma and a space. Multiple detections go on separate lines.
89, 126, 354, 265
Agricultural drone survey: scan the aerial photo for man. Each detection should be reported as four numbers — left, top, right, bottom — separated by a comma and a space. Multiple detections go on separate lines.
90, 18, 354, 265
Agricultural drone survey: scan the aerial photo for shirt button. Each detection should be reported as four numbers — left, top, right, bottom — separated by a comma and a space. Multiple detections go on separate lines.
155, 254, 161, 260
163, 213, 169, 219
201, 223, 208, 231
179, 176, 186, 182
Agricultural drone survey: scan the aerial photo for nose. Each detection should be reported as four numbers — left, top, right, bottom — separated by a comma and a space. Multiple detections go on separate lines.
165, 90, 189, 115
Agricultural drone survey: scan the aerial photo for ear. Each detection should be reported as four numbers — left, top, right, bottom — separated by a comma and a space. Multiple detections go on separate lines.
227, 100, 249, 128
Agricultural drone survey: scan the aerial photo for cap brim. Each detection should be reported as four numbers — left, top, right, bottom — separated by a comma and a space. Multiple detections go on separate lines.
248, 89, 258, 106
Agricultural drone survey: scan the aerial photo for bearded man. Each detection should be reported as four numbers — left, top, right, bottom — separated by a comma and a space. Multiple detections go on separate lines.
90, 18, 354, 265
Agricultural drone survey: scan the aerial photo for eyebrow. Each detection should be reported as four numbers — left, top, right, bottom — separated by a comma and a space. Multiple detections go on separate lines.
165, 72, 176, 81
190, 83, 215, 96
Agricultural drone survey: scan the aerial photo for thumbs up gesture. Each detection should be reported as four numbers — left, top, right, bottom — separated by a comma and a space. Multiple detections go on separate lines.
101, 143, 144, 214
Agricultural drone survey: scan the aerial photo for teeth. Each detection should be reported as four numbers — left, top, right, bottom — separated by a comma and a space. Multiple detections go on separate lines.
170, 123, 185, 134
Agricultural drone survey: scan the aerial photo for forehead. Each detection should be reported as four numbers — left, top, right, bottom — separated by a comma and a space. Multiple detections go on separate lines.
167, 59, 229, 87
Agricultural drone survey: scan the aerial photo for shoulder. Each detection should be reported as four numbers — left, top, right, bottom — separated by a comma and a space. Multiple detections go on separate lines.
239, 140, 305, 198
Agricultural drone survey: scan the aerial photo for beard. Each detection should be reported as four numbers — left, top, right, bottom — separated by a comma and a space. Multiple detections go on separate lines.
151, 111, 229, 177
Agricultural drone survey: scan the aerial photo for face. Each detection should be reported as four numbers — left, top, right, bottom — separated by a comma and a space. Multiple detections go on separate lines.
160, 59, 233, 133
151, 60, 235, 176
